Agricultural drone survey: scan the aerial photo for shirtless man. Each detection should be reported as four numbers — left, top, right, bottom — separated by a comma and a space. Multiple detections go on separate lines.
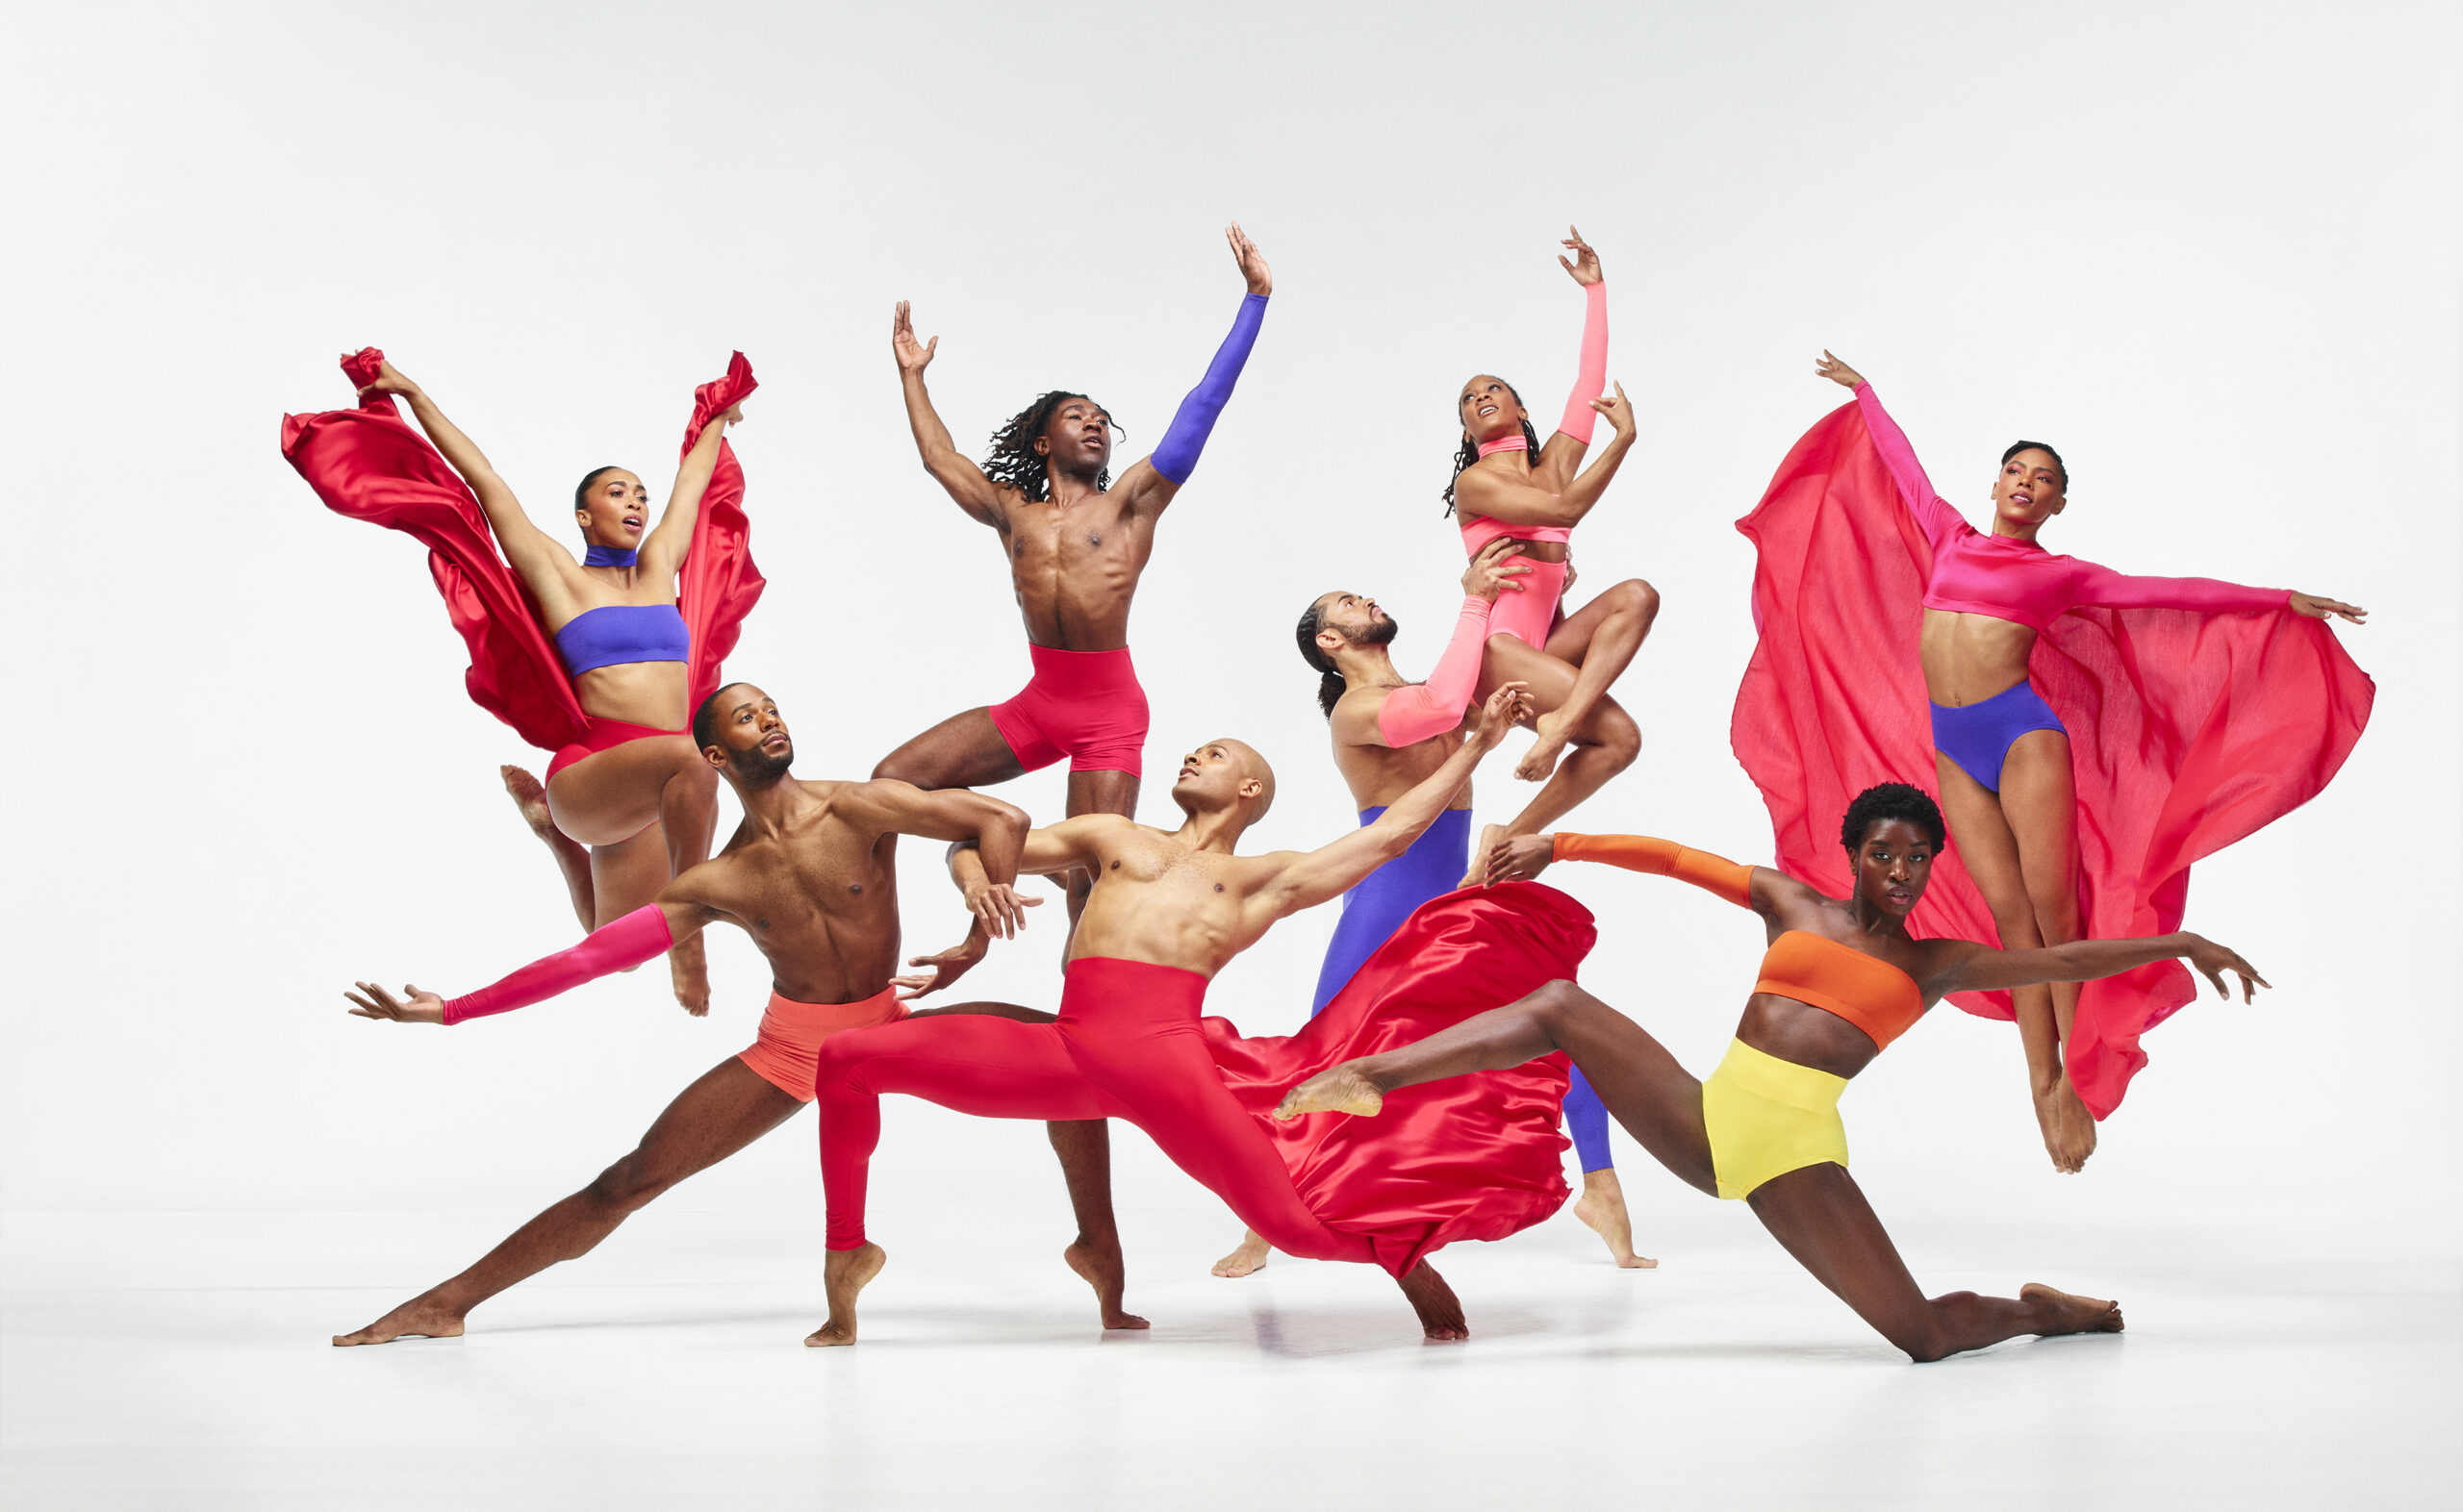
333, 682, 1144, 1346
810, 683, 1581, 1347
1208, 546, 1654, 1277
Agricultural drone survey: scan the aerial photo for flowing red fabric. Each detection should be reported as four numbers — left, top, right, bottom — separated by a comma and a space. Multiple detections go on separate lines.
1731, 401, 2374, 1117
1202, 881, 1591, 1275
279, 350, 763, 752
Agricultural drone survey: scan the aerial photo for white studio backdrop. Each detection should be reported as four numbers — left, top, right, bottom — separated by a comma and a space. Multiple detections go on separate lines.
3, 4, 2455, 1256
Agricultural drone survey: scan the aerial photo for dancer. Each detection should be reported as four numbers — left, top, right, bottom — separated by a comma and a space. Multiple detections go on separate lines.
1442, 227, 1662, 878
810, 685, 1598, 1347
1211, 546, 1647, 1278
875, 223, 1274, 936
283, 349, 764, 1013
1279, 785, 2270, 1363
332, 683, 1143, 1345
1732, 354, 2370, 1169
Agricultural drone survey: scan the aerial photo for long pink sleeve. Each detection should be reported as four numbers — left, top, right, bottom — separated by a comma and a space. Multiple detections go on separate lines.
441, 905, 676, 1024
2069, 560, 2289, 615
1853, 384, 1968, 554
1376, 597, 1493, 746
1554, 282, 1610, 443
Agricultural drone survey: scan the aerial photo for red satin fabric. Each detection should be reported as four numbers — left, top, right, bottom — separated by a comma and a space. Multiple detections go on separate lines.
817, 884, 1590, 1277
279, 350, 764, 752
1731, 401, 2374, 1117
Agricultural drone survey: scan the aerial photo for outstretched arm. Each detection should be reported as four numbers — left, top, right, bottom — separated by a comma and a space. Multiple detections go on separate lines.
2068, 558, 2365, 623
1536, 225, 1609, 464
1259, 684, 1528, 917
1814, 354, 1968, 554
1354, 541, 1531, 747
343, 895, 718, 1026
892, 302, 1008, 526
1116, 223, 1274, 512
356, 358, 576, 591
842, 781, 1036, 941
636, 405, 741, 578
1483, 829, 1809, 917
1450, 382, 1638, 530
1931, 931, 2268, 1001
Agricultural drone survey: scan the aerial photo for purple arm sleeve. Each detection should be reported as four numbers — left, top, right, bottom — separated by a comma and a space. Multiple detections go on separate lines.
442, 905, 676, 1024
1150, 293, 1268, 486
1854, 383, 1968, 555
1376, 598, 1493, 746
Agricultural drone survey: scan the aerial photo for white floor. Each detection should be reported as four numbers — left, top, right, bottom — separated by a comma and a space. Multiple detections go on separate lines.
4, 1200, 2454, 1510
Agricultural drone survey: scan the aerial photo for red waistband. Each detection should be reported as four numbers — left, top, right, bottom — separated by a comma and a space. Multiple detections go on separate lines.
546, 717, 687, 781
1058, 955, 1210, 1018
760, 982, 905, 1036
1024, 643, 1140, 686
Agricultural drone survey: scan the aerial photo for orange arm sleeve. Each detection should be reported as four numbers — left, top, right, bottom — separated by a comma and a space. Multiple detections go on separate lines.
1551, 833, 1755, 908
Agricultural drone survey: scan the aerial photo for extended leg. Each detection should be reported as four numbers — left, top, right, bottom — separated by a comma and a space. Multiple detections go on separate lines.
1999, 731, 2090, 1156
1746, 1161, 2121, 1361
502, 765, 595, 928
333, 1057, 800, 1346
1564, 1071, 1655, 1268
547, 735, 725, 1014
1520, 579, 1660, 782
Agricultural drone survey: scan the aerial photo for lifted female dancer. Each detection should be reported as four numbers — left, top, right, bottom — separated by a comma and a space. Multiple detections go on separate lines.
1278, 786, 2269, 1362
284, 350, 758, 1011
1732, 354, 2368, 1169
1444, 227, 1661, 880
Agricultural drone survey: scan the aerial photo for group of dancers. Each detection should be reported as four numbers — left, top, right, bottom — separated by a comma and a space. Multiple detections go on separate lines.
288, 224, 2373, 1360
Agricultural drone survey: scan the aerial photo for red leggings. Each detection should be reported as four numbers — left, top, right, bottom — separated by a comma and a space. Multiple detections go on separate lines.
817, 956, 1377, 1267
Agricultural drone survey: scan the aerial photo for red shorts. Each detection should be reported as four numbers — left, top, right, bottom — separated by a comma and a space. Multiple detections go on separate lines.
987, 644, 1149, 778
739, 984, 909, 1102
545, 717, 685, 784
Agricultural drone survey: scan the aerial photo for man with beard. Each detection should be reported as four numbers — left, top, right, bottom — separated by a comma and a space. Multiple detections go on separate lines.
333, 682, 1146, 1345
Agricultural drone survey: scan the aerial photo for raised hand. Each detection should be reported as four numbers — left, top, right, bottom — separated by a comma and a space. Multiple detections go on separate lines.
352, 358, 420, 399
1814, 350, 1865, 391
892, 301, 939, 375
2183, 935, 2270, 1003
1227, 222, 1273, 297
1590, 380, 1636, 440
1482, 832, 1556, 886
1461, 536, 1534, 601
1557, 225, 1602, 287
2289, 592, 2367, 624
1469, 682, 1534, 752
894, 936, 986, 1001
344, 981, 444, 1024
964, 880, 1042, 941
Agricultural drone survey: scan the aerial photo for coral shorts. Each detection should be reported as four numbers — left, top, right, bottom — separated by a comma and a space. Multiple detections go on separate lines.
739, 984, 909, 1101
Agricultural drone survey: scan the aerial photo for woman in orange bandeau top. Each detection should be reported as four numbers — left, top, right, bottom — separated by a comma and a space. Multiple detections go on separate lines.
1276, 783, 2267, 1363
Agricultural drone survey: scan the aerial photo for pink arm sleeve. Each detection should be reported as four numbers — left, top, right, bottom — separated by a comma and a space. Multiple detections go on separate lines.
2068, 559, 2290, 615
1853, 383, 1967, 555
441, 904, 677, 1025
1555, 282, 1610, 443
1376, 597, 1493, 746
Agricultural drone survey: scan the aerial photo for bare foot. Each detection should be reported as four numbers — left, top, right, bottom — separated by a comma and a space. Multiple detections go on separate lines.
1513, 713, 1573, 783
668, 933, 711, 1018
1063, 1238, 1150, 1329
332, 1292, 466, 1347
1460, 823, 1510, 888
1275, 1062, 1384, 1121
805, 1243, 886, 1347
500, 765, 555, 836
2033, 1080, 2097, 1174
1396, 1261, 1468, 1342
2020, 1281, 2123, 1338
1212, 1229, 1271, 1278
1571, 1169, 1657, 1270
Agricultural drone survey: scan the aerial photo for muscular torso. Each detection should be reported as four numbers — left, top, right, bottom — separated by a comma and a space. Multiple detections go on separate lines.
1917, 608, 2039, 706
1331, 709, 1472, 814
1067, 823, 1277, 979
993, 490, 1155, 649
680, 781, 904, 1003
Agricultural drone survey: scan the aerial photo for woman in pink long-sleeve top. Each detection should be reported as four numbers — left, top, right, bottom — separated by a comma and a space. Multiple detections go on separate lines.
1729, 353, 2370, 1170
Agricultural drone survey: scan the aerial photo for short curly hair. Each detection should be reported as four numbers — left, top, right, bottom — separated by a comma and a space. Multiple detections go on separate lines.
1839, 782, 1945, 853
693, 681, 754, 754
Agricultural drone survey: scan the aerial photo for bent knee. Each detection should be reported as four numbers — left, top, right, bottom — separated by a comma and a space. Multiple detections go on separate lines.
1591, 706, 1641, 766
1527, 978, 1598, 1024
1610, 578, 1661, 621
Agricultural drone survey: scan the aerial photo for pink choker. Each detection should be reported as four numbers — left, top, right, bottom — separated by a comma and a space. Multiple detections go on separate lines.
1475, 435, 1529, 458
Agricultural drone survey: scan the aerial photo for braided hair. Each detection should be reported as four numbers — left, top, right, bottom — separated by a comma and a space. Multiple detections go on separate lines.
1294, 597, 1347, 719
2000, 440, 2069, 491
1442, 378, 1543, 516
982, 391, 1119, 502
1839, 782, 1946, 853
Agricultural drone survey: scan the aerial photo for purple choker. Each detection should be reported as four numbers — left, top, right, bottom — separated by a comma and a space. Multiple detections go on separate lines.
584, 544, 638, 567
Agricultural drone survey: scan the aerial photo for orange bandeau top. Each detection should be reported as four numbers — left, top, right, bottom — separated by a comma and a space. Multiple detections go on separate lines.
1551, 833, 1928, 1051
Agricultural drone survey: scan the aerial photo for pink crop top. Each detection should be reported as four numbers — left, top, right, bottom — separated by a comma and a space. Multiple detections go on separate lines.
1854, 384, 2290, 634
1460, 514, 1572, 556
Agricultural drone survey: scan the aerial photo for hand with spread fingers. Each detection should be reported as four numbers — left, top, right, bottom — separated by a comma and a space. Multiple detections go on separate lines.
345, 981, 444, 1024
2183, 936, 2270, 1002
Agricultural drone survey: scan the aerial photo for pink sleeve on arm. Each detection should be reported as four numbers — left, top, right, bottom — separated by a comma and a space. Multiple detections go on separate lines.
441, 905, 677, 1025
1554, 282, 1610, 444
1376, 597, 1493, 747
2068, 559, 2291, 615
1853, 383, 1967, 555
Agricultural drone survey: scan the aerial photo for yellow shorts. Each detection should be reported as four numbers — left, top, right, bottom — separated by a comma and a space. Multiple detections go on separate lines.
1700, 1039, 1849, 1199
